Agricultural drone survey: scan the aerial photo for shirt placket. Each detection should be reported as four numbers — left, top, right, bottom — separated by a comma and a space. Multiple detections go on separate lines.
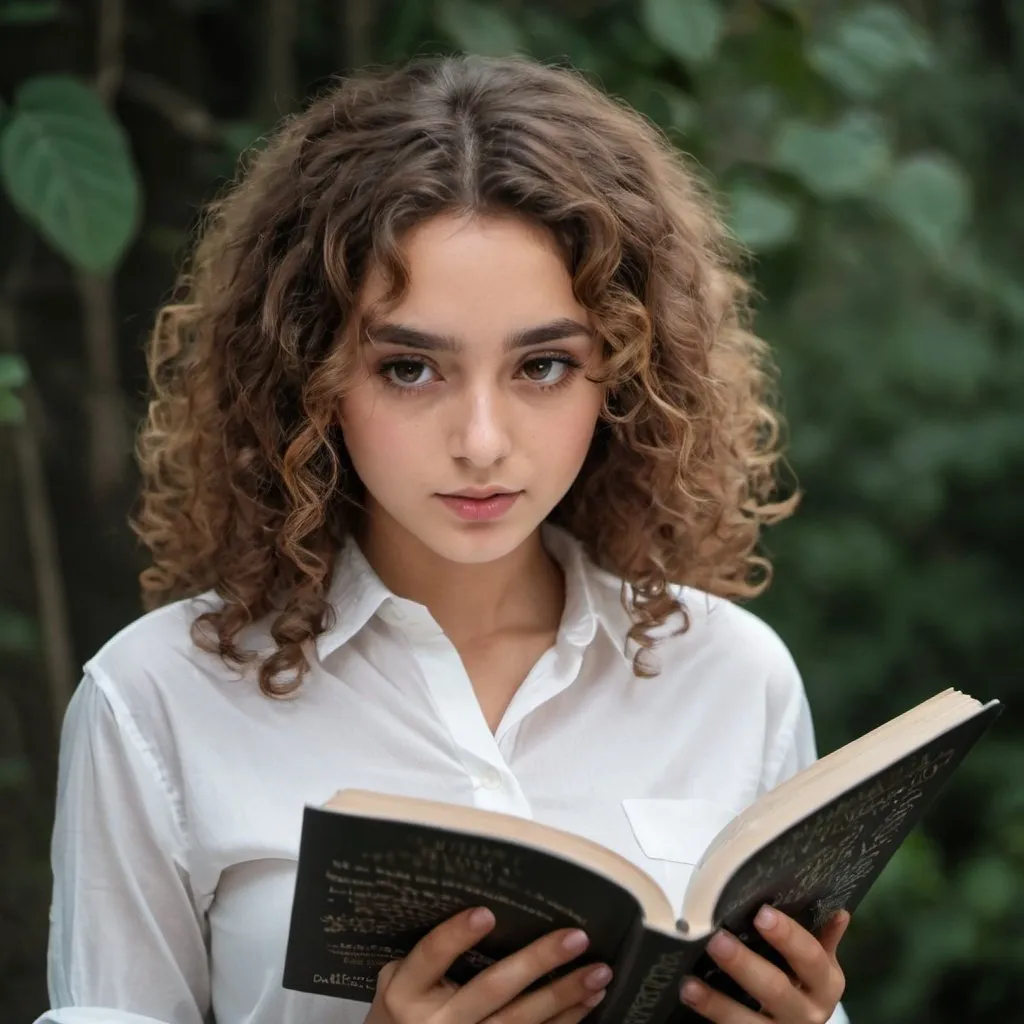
380, 599, 584, 820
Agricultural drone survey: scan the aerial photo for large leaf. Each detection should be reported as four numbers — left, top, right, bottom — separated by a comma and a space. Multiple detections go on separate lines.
727, 183, 799, 251
0, 75, 141, 272
808, 4, 932, 100
435, 0, 525, 57
640, 0, 723, 68
771, 111, 891, 199
876, 154, 971, 254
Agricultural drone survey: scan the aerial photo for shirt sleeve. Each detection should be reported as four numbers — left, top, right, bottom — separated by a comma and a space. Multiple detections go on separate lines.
35, 668, 211, 1024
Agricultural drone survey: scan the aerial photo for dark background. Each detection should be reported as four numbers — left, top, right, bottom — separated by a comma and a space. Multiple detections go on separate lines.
1, 0, 1022, 1021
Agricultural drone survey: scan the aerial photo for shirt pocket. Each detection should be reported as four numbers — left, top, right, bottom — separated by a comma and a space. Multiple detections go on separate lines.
621, 798, 740, 914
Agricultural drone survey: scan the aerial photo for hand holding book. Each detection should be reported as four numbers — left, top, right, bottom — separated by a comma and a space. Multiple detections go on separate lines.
284, 689, 1000, 1024
363, 904, 611, 1024
679, 904, 849, 1023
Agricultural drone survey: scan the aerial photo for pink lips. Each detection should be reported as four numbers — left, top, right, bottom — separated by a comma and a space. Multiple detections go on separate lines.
437, 491, 521, 521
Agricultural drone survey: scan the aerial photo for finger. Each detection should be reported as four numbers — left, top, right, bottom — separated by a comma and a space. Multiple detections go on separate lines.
498, 960, 612, 1024
753, 906, 844, 1001
388, 906, 496, 1002
679, 975, 767, 1023
701, 930, 808, 1021
545, 993, 609, 1024
817, 910, 852, 958
444, 926, 592, 1021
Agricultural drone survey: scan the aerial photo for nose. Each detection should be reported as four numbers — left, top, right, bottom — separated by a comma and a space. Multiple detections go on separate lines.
449, 383, 512, 468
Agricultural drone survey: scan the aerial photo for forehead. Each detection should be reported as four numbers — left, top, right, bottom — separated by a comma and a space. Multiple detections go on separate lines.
358, 213, 585, 329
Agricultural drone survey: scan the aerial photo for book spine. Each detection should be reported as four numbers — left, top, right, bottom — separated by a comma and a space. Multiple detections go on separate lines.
593, 927, 702, 1024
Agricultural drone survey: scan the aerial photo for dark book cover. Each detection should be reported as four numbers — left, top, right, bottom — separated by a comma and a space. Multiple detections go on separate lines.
281, 810, 642, 1004
610, 701, 1003, 1023
282, 700, 1000, 1023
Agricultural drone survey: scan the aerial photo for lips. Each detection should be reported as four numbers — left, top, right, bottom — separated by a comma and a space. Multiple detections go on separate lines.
443, 490, 518, 500
436, 490, 522, 522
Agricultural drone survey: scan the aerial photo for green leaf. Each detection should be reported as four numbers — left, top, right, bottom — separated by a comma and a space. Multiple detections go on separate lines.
641, 0, 724, 67
0, 0, 61, 24
435, 0, 525, 56
771, 111, 891, 199
959, 855, 1020, 921
625, 80, 698, 133
727, 184, 800, 250
0, 74, 141, 272
876, 154, 971, 254
808, 4, 932, 100
0, 352, 28, 389
0, 389, 25, 423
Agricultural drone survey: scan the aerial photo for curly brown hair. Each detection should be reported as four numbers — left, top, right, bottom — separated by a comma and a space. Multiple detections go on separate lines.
132, 54, 798, 698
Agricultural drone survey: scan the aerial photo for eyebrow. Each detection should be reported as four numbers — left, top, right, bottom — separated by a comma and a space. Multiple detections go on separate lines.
366, 317, 592, 354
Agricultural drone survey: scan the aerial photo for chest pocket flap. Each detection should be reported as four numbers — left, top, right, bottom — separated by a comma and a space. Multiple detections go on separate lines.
622, 797, 740, 865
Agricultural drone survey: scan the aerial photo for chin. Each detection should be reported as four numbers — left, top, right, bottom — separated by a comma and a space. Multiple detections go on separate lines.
418, 519, 537, 566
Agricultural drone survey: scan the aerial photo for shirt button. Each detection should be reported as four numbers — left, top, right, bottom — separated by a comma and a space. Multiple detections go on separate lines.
478, 768, 502, 790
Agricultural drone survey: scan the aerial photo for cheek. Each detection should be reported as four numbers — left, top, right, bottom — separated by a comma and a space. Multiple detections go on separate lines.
339, 387, 424, 483
531, 387, 603, 466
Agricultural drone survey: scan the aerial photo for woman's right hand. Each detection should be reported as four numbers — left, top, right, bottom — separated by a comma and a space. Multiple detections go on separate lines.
364, 906, 612, 1024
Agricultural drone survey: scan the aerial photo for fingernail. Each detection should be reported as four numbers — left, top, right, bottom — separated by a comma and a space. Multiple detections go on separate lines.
756, 905, 778, 930
585, 965, 612, 990
680, 978, 703, 1005
708, 930, 738, 958
469, 907, 494, 930
562, 929, 589, 954
582, 989, 607, 1008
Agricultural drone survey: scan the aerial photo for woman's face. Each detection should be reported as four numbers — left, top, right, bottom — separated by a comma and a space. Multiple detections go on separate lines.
339, 212, 605, 566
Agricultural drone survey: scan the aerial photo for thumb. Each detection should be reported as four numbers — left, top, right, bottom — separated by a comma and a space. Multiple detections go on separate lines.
818, 910, 851, 959
375, 958, 403, 994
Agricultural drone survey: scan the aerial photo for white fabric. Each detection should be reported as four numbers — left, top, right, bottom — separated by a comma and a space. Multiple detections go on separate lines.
37, 525, 848, 1024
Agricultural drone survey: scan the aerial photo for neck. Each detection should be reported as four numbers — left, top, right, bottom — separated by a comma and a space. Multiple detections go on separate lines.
358, 506, 564, 646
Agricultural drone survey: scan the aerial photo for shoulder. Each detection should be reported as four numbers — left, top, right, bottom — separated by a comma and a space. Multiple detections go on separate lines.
82, 590, 258, 715
584, 558, 803, 707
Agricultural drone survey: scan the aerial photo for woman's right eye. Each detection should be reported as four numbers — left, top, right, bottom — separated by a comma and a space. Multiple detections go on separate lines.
381, 360, 435, 387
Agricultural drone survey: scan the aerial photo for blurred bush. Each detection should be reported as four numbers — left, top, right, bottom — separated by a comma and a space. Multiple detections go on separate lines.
1, 0, 1021, 1020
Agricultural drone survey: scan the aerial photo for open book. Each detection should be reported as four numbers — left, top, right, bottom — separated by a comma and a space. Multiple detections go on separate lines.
282, 688, 1000, 1023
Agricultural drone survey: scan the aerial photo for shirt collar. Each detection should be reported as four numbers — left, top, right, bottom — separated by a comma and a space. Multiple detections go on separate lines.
314, 523, 601, 662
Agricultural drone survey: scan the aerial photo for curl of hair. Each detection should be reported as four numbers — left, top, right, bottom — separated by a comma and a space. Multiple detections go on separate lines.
132, 54, 798, 697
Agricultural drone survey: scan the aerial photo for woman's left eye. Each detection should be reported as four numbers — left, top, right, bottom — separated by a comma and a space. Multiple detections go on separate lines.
519, 357, 573, 384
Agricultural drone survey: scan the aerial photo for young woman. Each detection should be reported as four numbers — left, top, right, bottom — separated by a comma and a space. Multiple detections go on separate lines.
38, 56, 850, 1024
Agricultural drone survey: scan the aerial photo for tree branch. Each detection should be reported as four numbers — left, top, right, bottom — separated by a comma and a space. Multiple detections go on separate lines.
78, 0, 130, 501
340, 0, 375, 73
259, 0, 298, 123
0, 237, 76, 736
122, 71, 221, 144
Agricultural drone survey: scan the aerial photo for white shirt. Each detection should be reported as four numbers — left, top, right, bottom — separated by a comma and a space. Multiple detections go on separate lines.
37, 525, 848, 1024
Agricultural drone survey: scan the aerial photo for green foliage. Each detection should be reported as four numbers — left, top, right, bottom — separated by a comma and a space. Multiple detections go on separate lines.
771, 110, 891, 198
0, 75, 141, 272
877, 155, 972, 254
726, 183, 799, 251
807, 4, 932, 100
640, 0, 723, 67
436, 0, 525, 57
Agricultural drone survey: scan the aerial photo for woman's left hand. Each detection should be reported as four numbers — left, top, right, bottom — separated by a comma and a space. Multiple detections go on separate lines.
679, 906, 850, 1023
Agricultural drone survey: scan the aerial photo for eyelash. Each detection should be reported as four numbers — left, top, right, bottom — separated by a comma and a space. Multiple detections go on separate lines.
376, 353, 584, 395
